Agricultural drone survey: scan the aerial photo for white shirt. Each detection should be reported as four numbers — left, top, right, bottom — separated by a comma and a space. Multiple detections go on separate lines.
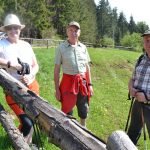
0, 38, 36, 83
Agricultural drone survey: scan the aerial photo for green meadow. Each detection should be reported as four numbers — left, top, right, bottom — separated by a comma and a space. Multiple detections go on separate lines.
0, 47, 148, 150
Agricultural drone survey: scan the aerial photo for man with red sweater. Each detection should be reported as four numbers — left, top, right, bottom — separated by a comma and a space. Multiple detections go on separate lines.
54, 21, 93, 127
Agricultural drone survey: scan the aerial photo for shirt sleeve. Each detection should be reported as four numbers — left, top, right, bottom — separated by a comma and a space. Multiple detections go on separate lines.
55, 46, 62, 65
85, 47, 91, 63
131, 60, 139, 81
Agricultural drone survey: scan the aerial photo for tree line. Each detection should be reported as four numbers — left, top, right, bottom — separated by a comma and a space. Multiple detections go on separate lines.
0, 0, 149, 48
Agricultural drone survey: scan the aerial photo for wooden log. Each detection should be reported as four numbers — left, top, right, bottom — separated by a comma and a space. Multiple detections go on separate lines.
106, 130, 138, 150
0, 104, 30, 150
0, 69, 106, 150
33, 100, 106, 150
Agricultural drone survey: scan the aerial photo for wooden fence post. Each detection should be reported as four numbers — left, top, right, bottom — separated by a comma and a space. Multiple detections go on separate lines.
47, 39, 48, 49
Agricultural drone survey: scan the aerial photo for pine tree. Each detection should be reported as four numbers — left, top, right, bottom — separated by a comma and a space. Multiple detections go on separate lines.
128, 16, 137, 34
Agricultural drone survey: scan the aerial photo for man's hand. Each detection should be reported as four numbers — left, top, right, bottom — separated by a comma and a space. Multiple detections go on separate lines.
7, 60, 22, 71
129, 87, 138, 98
89, 85, 94, 97
55, 88, 61, 101
135, 92, 147, 103
21, 74, 33, 85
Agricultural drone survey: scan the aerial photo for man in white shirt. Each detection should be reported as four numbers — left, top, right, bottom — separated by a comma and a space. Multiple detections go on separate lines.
0, 14, 39, 144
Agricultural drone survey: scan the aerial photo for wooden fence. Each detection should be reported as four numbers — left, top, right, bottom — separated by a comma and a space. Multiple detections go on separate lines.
21, 38, 64, 48
21, 38, 133, 50
0, 37, 133, 50
21, 38, 95, 48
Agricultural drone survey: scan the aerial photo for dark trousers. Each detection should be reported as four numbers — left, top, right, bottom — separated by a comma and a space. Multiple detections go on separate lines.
67, 93, 89, 119
19, 114, 33, 137
127, 100, 150, 145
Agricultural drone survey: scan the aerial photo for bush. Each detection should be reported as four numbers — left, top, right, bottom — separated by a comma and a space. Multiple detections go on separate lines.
121, 32, 143, 51
100, 36, 114, 47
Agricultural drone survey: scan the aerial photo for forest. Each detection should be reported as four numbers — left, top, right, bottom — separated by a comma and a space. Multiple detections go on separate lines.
0, 0, 149, 48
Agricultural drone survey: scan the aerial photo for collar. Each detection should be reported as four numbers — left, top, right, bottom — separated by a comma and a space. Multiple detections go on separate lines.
65, 40, 82, 47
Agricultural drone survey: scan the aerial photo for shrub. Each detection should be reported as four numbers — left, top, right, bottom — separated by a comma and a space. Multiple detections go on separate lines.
121, 32, 143, 51
100, 36, 114, 47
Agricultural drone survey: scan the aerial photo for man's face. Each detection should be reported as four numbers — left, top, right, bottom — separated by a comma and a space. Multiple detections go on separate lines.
143, 35, 150, 53
67, 26, 80, 40
5, 25, 21, 41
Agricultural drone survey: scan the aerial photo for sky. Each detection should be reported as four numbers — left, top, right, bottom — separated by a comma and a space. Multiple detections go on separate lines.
94, 0, 150, 27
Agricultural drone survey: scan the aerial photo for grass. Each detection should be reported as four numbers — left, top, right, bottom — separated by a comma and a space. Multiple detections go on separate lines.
0, 47, 148, 149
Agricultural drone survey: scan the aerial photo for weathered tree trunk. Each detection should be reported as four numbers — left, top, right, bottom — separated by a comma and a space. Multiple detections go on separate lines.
0, 69, 138, 150
0, 69, 106, 150
0, 104, 30, 150
106, 130, 137, 150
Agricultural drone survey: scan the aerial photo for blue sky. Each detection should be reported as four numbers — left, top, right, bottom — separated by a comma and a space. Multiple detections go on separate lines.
94, 0, 150, 27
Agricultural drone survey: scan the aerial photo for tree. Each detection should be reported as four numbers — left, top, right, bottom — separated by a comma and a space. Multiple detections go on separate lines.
128, 16, 137, 34
20, 0, 52, 38
110, 7, 118, 46
50, 0, 97, 43
115, 12, 128, 45
78, 0, 97, 43
0, 0, 5, 25
0, 0, 149, 43
136, 21, 149, 34
96, 0, 112, 38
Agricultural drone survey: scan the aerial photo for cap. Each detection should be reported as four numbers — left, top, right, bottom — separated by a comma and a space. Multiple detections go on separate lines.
68, 21, 80, 29
141, 29, 150, 37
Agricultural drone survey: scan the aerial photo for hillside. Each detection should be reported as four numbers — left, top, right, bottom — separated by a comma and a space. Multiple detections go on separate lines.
0, 48, 146, 149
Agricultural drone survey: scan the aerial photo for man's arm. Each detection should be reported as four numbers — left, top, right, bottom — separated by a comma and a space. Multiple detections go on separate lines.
86, 64, 92, 83
86, 63, 93, 96
129, 78, 147, 102
54, 64, 61, 101
0, 58, 22, 70
30, 55, 39, 76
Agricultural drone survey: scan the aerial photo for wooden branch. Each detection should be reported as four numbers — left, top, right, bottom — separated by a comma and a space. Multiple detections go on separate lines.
0, 104, 30, 150
0, 69, 106, 150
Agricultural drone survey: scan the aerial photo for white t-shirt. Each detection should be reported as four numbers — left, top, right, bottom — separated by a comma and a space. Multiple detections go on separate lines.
0, 38, 36, 83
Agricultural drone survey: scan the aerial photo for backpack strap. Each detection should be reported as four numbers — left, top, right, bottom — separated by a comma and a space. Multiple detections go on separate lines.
135, 54, 144, 67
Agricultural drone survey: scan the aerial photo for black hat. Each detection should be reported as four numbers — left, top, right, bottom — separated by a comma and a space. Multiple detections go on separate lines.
141, 30, 150, 37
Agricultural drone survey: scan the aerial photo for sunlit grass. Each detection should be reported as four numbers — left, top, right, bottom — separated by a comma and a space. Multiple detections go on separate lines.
0, 47, 146, 149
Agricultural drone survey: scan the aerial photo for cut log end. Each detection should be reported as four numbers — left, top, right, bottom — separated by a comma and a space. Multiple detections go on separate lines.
106, 130, 138, 150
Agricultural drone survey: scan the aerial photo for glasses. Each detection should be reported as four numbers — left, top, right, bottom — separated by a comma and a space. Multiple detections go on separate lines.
5, 25, 21, 31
